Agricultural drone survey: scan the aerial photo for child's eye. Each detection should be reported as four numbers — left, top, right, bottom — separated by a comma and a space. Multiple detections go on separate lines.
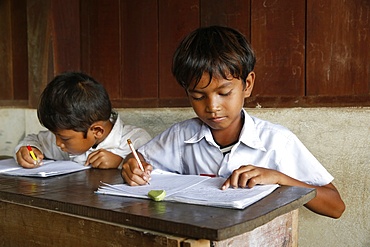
190, 94, 205, 101
58, 136, 71, 142
192, 96, 204, 101
220, 90, 232, 96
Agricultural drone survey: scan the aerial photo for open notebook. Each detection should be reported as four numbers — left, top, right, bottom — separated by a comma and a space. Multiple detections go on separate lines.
0, 158, 90, 177
96, 170, 279, 209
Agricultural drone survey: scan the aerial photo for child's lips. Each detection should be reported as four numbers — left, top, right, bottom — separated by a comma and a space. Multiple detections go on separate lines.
209, 116, 226, 123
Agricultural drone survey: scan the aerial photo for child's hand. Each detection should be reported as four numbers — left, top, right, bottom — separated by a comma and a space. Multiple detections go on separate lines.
121, 156, 152, 186
85, 149, 122, 169
221, 165, 281, 190
16, 146, 44, 168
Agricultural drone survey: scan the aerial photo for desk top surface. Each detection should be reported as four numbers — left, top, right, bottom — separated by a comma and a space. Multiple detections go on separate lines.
0, 168, 315, 240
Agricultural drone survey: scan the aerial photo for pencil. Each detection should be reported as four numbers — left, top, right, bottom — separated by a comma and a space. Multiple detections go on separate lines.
127, 139, 150, 184
27, 145, 38, 161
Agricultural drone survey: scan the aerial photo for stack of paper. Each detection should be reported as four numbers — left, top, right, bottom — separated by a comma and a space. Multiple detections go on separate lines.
0, 158, 90, 177
96, 170, 279, 209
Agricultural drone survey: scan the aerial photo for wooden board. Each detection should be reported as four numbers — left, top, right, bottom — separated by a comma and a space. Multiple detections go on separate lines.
0, 168, 315, 241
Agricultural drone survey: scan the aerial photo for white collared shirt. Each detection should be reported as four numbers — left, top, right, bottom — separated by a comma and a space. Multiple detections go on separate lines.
139, 109, 333, 186
15, 114, 151, 165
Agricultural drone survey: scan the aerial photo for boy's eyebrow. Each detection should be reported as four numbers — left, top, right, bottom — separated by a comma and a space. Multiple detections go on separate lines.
188, 81, 233, 93
53, 132, 70, 138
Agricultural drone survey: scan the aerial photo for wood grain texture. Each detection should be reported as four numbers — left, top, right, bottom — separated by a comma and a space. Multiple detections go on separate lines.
0, 168, 315, 241
121, 0, 159, 99
0, 201, 186, 247
80, 0, 121, 99
10, 0, 28, 100
251, 0, 306, 97
213, 210, 298, 247
0, 0, 13, 100
1, 0, 369, 107
306, 0, 370, 96
201, 0, 251, 38
51, 0, 81, 73
158, 0, 199, 100
27, 0, 54, 107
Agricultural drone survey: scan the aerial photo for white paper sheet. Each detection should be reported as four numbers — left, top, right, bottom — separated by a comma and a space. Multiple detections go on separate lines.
0, 158, 90, 177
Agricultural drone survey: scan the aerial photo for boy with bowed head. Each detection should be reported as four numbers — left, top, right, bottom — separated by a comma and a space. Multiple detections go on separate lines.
15, 72, 151, 169
121, 26, 345, 218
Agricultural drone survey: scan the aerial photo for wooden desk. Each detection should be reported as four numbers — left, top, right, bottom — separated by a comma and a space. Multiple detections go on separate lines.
0, 169, 315, 247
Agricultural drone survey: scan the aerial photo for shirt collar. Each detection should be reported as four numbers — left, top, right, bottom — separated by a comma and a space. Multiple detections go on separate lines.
184, 109, 266, 151
184, 121, 216, 146
239, 109, 266, 151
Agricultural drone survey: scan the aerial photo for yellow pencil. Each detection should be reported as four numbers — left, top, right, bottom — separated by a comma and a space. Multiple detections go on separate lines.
27, 145, 37, 161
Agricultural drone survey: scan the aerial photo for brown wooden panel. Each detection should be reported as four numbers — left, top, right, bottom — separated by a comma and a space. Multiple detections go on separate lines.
158, 0, 199, 100
0, 0, 13, 100
0, 201, 185, 247
50, 0, 80, 73
251, 0, 305, 97
10, 0, 28, 100
80, 0, 121, 100
121, 0, 158, 99
27, 0, 54, 108
80, 0, 90, 76
2, 0, 370, 108
306, 0, 370, 96
245, 95, 370, 108
201, 0, 251, 39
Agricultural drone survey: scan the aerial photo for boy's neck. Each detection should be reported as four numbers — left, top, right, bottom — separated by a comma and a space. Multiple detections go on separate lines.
211, 111, 244, 147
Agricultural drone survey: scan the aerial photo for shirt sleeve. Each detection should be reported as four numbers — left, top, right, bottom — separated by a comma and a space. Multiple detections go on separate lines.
276, 132, 334, 186
13, 131, 69, 160
108, 125, 152, 159
138, 123, 184, 173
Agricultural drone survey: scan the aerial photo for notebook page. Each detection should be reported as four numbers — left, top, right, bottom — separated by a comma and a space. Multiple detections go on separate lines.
167, 178, 279, 209
97, 172, 209, 199
0, 158, 90, 177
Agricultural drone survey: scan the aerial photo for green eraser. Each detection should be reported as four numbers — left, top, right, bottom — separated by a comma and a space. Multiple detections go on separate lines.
148, 190, 166, 201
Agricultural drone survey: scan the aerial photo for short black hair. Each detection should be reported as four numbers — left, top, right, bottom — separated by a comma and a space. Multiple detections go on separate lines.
172, 26, 256, 90
37, 72, 112, 137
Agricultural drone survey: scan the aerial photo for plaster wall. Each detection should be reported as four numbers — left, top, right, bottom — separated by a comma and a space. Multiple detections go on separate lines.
0, 107, 369, 247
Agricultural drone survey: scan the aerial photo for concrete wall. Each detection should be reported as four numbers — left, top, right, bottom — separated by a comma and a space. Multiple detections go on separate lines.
0, 107, 369, 247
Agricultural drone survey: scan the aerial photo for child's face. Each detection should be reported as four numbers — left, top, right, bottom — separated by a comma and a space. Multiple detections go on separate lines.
53, 128, 96, 155
186, 72, 254, 141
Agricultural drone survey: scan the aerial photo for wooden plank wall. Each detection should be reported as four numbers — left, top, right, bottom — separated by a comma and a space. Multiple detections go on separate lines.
0, 0, 369, 108
0, 0, 28, 105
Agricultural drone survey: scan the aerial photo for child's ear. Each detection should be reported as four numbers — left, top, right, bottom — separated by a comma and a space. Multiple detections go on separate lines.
90, 124, 105, 138
244, 72, 255, 97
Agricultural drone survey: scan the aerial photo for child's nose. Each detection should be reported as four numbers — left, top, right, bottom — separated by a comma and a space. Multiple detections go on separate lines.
205, 96, 220, 113
55, 137, 63, 148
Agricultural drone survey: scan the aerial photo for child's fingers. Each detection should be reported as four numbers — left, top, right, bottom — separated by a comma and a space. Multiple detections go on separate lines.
221, 179, 230, 190
129, 158, 151, 183
143, 162, 153, 181
225, 165, 259, 189
85, 150, 98, 166
15, 147, 37, 168
121, 170, 140, 186
33, 149, 44, 160
121, 166, 148, 186
121, 158, 150, 185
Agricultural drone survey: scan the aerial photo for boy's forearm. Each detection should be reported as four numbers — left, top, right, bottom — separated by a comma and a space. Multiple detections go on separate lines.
304, 184, 345, 218
278, 173, 345, 218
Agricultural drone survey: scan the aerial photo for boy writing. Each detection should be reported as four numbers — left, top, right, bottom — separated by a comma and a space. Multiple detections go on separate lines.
15, 72, 151, 169
121, 26, 345, 218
